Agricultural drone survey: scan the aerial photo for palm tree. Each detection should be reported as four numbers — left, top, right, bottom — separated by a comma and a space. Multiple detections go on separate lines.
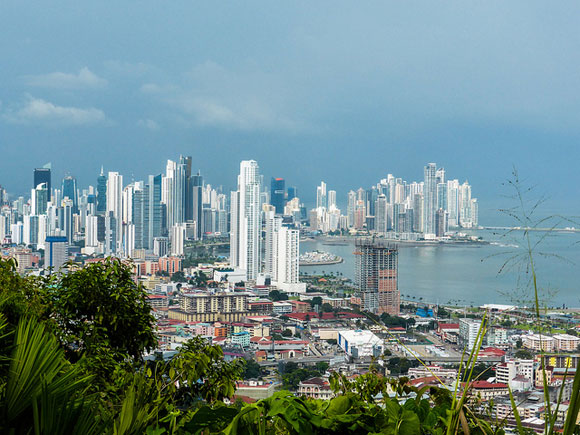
0, 315, 103, 434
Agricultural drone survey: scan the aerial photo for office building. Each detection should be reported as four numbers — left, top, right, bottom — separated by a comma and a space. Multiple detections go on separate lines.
459, 318, 482, 351
355, 238, 399, 316
230, 160, 262, 280
45, 236, 68, 272
423, 163, 437, 236
33, 165, 51, 197
270, 177, 285, 214
169, 291, 250, 322
191, 171, 203, 239
96, 167, 107, 214
62, 176, 78, 213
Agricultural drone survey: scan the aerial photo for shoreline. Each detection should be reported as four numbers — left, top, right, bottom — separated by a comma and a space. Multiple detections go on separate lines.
303, 235, 489, 247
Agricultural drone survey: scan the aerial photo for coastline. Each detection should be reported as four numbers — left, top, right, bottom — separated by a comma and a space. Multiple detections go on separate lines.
304, 234, 490, 247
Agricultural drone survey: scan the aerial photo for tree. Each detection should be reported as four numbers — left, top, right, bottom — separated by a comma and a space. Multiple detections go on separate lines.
171, 271, 187, 282
282, 329, 293, 337
321, 303, 334, 312
315, 361, 329, 374
269, 290, 288, 301
515, 349, 534, 360
243, 358, 262, 379
46, 258, 157, 363
193, 270, 208, 288
311, 296, 323, 307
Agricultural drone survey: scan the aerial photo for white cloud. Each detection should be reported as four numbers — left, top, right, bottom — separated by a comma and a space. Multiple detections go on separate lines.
140, 61, 302, 132
137, 118, 160, 130
24, 67, 107, 89
3, 96, 106, 126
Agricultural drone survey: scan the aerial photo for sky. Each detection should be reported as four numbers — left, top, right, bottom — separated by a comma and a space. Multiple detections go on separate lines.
1, 1, 580, 222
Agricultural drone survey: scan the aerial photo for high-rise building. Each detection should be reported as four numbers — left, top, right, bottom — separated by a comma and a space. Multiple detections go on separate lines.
62, 176, 78, 214
347, 190, 356, 228
170, 223, 186, 256
435, 208, 448, 237
316, 182, 327, 209
45, 236, 68, 272
270, 177, 286, 214
96, 167, 107, 214
104, 211, 117, 256
34, 165, 51, 197
31, 183, 48, 215
355, 238, 399, 316
375, 194, 387, 235
147, 174, 163, 248
423, 163, 437, 236
276, 226, 300, 285
264, 211, 282, 279
106, 172, 123, 252
287, 186, 297, 201
191, 171, 203, 239
229, 160, 262, 280
172, 156, 189, 225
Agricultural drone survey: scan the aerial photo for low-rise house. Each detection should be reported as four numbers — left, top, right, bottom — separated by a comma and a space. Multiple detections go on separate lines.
298, 377, 333, 400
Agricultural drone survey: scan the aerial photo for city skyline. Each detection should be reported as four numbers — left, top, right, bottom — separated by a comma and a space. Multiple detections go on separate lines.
1, 2, 580, 214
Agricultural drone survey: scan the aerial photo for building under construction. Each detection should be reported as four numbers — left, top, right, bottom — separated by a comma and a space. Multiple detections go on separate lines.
354, 238, 399, 316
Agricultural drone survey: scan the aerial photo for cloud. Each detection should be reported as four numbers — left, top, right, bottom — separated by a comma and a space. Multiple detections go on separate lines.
3, 96, 106, 126
137, 118, 160, 130
24, 67, 107, 89
140, 61, 303, 132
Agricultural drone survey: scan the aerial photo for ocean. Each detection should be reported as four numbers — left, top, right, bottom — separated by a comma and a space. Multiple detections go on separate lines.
300, 229, 580, 308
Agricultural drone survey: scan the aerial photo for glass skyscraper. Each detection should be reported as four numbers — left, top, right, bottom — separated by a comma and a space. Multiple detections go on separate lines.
270, 177, 285, 214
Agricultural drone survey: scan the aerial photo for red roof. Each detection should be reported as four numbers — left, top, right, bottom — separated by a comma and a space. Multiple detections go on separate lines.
255, 350, 267, 357
274, 340, 308, 345
480, 347, 506, 356
469, 381, 508, 389
438, 323, 459, 329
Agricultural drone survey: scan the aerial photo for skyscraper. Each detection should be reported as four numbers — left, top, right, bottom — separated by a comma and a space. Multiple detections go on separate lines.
31, 183, 48, 215
33, 165, 51, 196
355, 238, 399, 316
270, 177, 286, 214
229, 160, 262, 280
423, 163, 437, 236
191, 171, 203, 239
62, 176, 78, 214
316, 181, 327, 209
375, 194, 387, 235
45, 236, 68, 272
147, 174, 163, 248
106, 171, 123, 252
96, 167, 107, 214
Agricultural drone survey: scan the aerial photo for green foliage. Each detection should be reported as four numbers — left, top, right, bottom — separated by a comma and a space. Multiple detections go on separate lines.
48, 258, 157, 362
243, 358, 262, 380
321, 303, 334, 312
0, 315, 103, 435
310, 296, 323, 307
269, 290, 288, 301
385, 357, 420, 376
282, 361, 327, 390
514, 349, 534, 360
381, 313, 415, 328
171, 271, 187, 283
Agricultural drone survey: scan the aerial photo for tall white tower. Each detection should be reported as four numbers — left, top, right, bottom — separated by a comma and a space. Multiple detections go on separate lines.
230, 160, 262, 280
423, 163, 437, 236
106, 171, 123, 252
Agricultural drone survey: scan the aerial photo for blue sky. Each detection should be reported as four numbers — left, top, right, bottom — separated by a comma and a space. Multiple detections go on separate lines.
1, 1, 579, 220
